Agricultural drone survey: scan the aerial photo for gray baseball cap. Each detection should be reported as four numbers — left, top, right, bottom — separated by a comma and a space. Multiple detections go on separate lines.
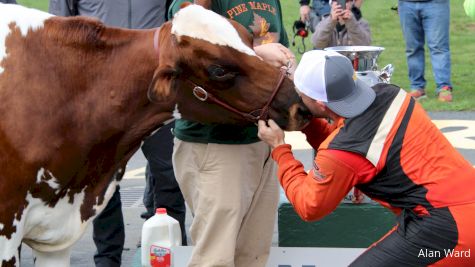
294, 50, 376, 118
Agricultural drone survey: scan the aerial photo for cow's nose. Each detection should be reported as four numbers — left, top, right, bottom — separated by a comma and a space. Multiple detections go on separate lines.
297, 103, 312, 120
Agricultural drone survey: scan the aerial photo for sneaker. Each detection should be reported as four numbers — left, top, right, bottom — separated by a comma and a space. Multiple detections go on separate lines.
409, 89, 426, 100
140, 211, 153, 220
438, 86, 452, 102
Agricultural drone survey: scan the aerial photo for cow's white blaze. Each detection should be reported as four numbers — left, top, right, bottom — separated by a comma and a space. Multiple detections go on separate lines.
171, 5, 256, 57
0, 4, 52, 74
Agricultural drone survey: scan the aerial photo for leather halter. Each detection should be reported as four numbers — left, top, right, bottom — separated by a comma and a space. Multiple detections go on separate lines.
153, 28, 160, 58
189, 67, 289, 123
153, 27, 289, 123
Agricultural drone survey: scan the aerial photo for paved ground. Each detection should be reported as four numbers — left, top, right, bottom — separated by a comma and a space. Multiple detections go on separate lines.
19, 112, 475, 266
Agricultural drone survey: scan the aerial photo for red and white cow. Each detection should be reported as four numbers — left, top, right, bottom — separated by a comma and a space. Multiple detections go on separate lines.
0, 3, 311, 266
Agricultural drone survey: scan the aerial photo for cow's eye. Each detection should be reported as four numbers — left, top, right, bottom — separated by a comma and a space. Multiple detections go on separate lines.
207, 64, 237, 82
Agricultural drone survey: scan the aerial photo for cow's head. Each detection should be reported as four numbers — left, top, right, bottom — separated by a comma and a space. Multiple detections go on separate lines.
148, 4, 311, 130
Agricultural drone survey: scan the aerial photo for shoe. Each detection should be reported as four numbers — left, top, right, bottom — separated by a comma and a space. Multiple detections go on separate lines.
438, 86, 453, 102
409, 89, 426, 100
140, 211, 153, 220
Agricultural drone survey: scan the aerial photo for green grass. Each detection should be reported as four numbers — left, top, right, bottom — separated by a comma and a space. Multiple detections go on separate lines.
18, 0, 475, 110
283, 0, 475, 111
17, 0, 48, 11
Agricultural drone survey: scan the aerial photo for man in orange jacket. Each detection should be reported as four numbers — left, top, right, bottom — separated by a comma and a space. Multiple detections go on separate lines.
258, 50, 475, 266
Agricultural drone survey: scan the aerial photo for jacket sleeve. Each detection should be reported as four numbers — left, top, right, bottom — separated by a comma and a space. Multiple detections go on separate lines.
344, 17, 371, 46
311, 15, 336, 49
48, 0, 73, 16
272, 146, 376, 222
301, 118, 335, 150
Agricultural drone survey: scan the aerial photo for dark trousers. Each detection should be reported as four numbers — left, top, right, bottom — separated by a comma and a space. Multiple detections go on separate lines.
92, 186, 125, 267
141, 121, 187, 245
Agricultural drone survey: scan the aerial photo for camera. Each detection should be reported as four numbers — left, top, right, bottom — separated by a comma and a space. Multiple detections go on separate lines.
293, 20, 308, 38
335, 0, 347, 8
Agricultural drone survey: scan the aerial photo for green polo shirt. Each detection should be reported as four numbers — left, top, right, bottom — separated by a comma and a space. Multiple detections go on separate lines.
169, 0, 288, 144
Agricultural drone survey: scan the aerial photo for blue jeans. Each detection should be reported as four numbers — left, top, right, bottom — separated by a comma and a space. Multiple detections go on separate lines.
398, 0, 452, 93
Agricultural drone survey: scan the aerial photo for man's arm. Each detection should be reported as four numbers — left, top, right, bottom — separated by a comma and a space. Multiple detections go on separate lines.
273, 147, 376, 221
299, 0, 312, 22
301, 118, 335, 150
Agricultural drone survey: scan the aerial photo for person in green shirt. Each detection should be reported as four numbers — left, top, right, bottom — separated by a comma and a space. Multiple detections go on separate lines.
169, 1, 294, 266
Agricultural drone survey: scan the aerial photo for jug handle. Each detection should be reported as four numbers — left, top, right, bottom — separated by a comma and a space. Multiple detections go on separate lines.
168, 221, 181, 246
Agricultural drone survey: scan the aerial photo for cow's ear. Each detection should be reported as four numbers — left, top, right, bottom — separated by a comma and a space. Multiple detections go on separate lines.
147, 66, 178, 102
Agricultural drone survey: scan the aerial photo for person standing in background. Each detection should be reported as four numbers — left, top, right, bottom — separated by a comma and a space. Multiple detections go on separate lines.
311, 0, 371, 49
169, 1, 295, 266
398, 0, 453, 102
299, 0, 331, 33
48, 1, 187, 266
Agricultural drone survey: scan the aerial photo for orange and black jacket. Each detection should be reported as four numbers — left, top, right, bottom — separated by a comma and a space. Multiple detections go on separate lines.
273, 83, 475, 221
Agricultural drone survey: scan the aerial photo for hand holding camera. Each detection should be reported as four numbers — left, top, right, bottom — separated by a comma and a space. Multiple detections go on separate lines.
331, 0, 353, 24
330, 1, 345, 22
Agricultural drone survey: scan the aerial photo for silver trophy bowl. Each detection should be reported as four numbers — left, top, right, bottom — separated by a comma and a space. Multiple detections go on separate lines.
324, 46, 393, 85
324, 46, 384, 72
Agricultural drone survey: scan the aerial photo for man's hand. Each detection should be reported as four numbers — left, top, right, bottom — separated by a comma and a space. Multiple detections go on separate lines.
254, 43, 296, 78
254, 43, 296, 68
340, 8, 353, 22
300, 5, 311, 22
257, 120, 286, 149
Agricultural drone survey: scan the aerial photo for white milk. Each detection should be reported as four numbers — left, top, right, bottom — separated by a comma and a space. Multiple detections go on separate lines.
141, 208, 182, 267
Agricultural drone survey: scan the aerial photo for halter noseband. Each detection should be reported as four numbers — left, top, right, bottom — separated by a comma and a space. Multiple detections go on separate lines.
188, 67, 289, 123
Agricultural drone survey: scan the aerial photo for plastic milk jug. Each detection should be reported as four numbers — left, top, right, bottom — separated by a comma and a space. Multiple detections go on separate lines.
141, 208, 182, 267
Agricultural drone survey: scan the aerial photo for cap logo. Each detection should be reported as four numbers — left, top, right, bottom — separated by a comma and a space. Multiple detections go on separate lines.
352, 72, 357, 81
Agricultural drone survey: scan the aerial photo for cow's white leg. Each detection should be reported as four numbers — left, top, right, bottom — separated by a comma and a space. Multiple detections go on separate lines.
33, 247, 71, 267
0, 234, 22, 266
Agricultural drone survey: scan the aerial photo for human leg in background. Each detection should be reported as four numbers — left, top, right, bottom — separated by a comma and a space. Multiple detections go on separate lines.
422, 0, 452, 101
141, 164, 155, 219
173, 140, 277, 267
141, 121, 187, 245
93, 185, 125, 267
398, 1, 426, 92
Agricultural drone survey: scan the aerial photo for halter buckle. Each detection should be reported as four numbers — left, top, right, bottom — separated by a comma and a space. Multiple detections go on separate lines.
193, 86, 208, 101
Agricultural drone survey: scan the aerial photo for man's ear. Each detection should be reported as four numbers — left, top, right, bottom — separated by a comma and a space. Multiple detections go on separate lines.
315, 100, 326, 109
147, 66, 179, 103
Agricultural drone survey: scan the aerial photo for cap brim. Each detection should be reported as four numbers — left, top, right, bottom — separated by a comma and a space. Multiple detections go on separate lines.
326, 79, 376, 118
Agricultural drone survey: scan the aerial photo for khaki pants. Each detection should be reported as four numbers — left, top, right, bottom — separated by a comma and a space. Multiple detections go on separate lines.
173, 139, 279, 267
